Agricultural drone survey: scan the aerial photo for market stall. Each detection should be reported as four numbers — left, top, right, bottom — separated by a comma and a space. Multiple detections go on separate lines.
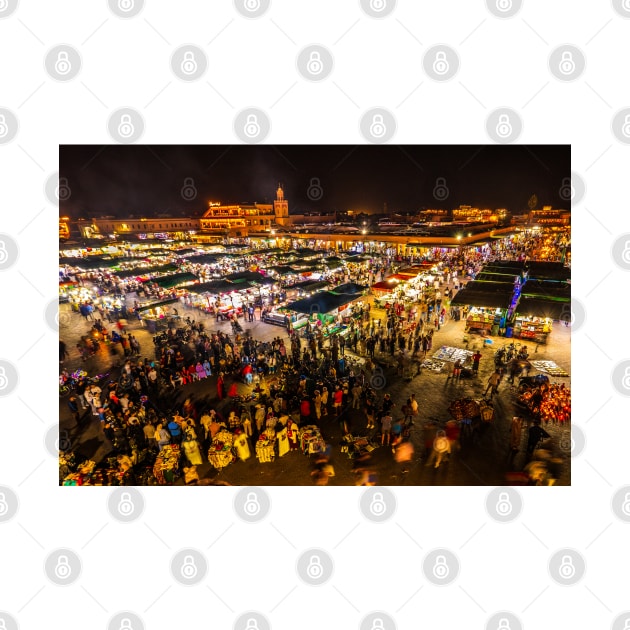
451, 281, 515, 335
298, 425, 326, 455
207, 429, 235, 470
136, 298, 180, 332
153, 445, 180, 484
256, 432, 276, 463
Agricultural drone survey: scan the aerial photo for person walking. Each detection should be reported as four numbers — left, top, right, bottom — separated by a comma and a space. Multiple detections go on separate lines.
484, 370, 501, 399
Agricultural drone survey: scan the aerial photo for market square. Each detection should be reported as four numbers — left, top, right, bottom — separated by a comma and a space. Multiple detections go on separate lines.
58, 145, 571, 486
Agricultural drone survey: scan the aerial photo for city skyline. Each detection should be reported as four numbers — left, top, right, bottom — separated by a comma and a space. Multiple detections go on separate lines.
60, 144, 570, 218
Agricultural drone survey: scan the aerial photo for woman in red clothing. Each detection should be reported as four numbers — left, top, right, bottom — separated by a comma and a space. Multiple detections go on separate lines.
216, 372, 225, 400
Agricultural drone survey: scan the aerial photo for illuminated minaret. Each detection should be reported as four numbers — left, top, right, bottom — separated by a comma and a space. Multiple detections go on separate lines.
274, 183, 289, 225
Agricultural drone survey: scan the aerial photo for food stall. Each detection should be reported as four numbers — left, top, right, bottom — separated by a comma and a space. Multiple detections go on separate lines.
207, 429, 235, 470
136, 298, 180, 332
153, 445, 180, 484
451, 281, 515, 336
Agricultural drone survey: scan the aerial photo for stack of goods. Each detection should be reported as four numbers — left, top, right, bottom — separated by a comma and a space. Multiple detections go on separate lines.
62, 460, 96, 486
529, 360, 569, 377
153, 445, 180, 485
448, 398, 481, 422
421, 359, 445, 373
256, 431, 276, 463
433, 346, 473, 364
298, 425, 326, 455
207, 429, 234, 470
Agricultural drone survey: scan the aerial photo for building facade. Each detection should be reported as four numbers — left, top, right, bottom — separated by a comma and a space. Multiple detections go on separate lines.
199, 185, 292, 236
75, 217, 200, 240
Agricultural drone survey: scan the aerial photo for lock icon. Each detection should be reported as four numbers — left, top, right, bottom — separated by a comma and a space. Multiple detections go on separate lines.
495, 492, 512, 516
558, 555, 575, 579
244, 491, 261, 515
0, 115, 8, 138
55, 51, 72, 75
624, 619, 630, 630
244, 0, 261, 10
118, 0, 134, 11
370, 0, 386, 11
308, 178, 323, 199
54, 554, 72, 579
624, 0, 630, 11
244, 114, 261, 138
0, 242, 8, 266
369, 114, 386, 138
181, 51, 198, 75
558, 51, 575, 75
118, 114, 135, 138
495, 114, 512, 138
181, 177, 197, 200
307, 51, 323, 75
497, 619, 511, 630
0, 620, 7, 630
433, 177, 448, 200
559, 177, 573, 201
57, 177, 71, 201
306, 554, 323, 579
118, 492, 135, 516
496, 0, 512, 11
181, 555, 198, 579
369, 492, 387, 516
432, 51, 449, 75
0, 366, 8, 390
621, 492, 630, 516
622, 114, 630, 138
0, 492, 8, 516
0, 0, 8, 11
119, 618, 134, 630
371, 618, 385, 630
245, 619, 260, 630
622, 366, 630, 389
432, 555, 449, 579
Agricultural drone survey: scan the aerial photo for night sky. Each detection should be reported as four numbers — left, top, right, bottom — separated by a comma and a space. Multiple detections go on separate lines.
60, 145, 570, 218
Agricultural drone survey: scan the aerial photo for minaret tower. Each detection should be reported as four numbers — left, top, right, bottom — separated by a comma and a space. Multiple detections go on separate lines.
274, 183, 289, 226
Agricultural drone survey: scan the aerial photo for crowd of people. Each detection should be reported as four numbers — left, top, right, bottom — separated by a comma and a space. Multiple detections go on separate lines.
58, 238, 571, 486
